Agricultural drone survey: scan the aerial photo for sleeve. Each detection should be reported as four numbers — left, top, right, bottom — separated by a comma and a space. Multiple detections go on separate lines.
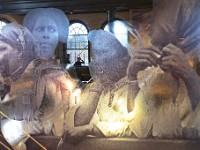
44, 72, 74, 136
89, 108, 132, 137
94, 122, 132, 137
73, 83, 103, 126
128, 89, 154, 138
89, 89, 134, 137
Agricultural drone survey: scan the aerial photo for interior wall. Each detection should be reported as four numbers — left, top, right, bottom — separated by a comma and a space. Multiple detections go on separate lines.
0, 11, 130, 31
0, 14, 23, 24
67, 11, 130, 31
0, 11, 130, 63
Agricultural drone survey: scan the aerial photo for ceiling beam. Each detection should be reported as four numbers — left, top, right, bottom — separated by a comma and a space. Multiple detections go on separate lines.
0, 0, 152, 14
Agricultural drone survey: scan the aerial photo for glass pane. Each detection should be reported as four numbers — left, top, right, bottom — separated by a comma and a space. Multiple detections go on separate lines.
104, 20, 128, 47
67, 22, 89, 66
67, 50, 89, 65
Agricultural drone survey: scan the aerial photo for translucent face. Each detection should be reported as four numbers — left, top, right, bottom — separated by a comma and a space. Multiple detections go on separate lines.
0, 41, 14, 80
32, 18, 59, 59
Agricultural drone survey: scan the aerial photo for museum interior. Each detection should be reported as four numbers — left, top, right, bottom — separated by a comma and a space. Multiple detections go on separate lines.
1, 0, 200, 150
0, 0, 152, 83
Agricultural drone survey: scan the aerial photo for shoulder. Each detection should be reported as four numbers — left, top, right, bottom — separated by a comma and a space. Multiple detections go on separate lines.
33, 59, 65, 76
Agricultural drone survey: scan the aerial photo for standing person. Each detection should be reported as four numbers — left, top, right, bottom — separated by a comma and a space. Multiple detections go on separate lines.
0, 23, 76, 150
74, 57, 85, 67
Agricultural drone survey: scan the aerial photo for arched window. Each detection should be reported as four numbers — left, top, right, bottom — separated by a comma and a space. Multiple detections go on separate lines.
67, 21, 89, 66
103, 19, 128, 47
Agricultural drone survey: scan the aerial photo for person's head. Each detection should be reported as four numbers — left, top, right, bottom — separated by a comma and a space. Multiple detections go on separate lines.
151, 0, 200, 53
0, 23, 36, 84
23, 8, 69, 60
88, 30, 130, 86
77, 57, 81, 61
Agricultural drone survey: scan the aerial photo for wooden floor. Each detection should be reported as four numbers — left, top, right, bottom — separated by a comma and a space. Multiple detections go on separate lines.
1, 136, 200, 150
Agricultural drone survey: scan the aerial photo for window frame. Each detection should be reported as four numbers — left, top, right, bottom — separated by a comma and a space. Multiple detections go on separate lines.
67, 20, 90, 66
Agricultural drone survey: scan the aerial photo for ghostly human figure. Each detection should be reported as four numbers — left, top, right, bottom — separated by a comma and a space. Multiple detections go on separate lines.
0, 23, 38, 150
23, 8, 69, 60
56, 30, 147, 148
126, 0, 200, 138
23, 8, 84, 88
59, 0, 200, 145
0, 23, 77, 150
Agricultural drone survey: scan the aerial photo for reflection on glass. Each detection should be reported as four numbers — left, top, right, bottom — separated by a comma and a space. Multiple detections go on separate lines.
104, 20, 128, 47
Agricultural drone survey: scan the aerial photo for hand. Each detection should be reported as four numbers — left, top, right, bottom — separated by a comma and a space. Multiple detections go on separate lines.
64, 125, 93, 144
127, 45, 161, 80
161, 43, 194, 79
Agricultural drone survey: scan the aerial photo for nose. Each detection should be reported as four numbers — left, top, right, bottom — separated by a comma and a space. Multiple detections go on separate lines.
43, 33, 49, 39
42, 28, 49, 39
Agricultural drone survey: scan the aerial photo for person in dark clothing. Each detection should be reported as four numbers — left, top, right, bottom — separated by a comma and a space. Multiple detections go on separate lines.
74, 57, 85, 67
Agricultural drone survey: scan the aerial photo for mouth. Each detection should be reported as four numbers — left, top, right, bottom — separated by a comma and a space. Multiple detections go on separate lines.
38, 42, 52, 47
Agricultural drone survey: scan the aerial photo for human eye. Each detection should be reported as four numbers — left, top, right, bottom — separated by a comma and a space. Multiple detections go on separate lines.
49, 26, 56, 32
34, 27, 42, 32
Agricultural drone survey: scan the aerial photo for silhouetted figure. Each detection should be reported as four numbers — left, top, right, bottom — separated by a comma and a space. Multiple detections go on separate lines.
74, 57, 85, 67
